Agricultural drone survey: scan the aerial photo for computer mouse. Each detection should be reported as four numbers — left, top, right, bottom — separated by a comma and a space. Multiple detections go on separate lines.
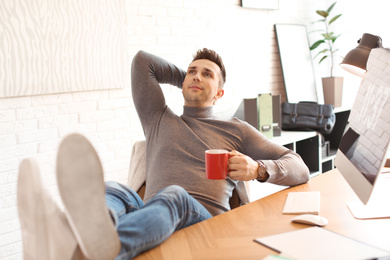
291, 214, 328, 227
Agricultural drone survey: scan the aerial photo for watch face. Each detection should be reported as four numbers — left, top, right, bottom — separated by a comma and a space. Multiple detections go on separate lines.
257, 161, 268, 181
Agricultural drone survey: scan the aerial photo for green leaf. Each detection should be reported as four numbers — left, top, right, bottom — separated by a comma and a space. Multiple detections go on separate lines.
310, 40, 325, 50
327, 2, 337, 13
311, 19, 326, 24
322, 32, 334, 40
316, 10, 328, 18
313, 49, 328, 59
331, 34, 341, 43
319, 55, 328, 63
329, 14, 342, 25
313, 53, 322, 59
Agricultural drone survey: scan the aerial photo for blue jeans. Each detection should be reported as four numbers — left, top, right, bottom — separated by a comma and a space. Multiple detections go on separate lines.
104, 181, 212, 259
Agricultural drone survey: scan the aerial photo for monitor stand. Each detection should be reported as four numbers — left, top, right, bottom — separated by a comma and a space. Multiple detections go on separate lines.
347, 200, 390, 219
347, 172, 390, 219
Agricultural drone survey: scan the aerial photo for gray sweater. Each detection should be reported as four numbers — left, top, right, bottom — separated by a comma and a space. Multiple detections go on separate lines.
131, 50, 310, 216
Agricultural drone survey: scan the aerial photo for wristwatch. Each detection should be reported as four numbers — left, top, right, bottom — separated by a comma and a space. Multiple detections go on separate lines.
256, 160, 268, 182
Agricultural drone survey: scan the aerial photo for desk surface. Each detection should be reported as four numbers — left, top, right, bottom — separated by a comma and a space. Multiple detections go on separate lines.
134, 169, 390, 260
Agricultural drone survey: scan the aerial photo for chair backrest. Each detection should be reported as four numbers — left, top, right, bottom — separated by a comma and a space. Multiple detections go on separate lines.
127, 140, 147, 192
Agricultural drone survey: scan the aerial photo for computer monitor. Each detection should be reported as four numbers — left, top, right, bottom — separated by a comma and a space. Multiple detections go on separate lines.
334, 47, 390, 219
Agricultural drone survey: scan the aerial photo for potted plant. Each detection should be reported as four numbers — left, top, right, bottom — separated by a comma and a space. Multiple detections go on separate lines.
310, 1, 343, 107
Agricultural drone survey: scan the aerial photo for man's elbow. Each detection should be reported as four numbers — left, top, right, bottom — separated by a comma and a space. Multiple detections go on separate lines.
131, 50, 147, 69
297, 164, 310, 184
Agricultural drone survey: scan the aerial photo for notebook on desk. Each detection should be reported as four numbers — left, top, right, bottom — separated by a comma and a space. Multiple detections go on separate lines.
282, 191, 320, 215
254, 227, 390, 260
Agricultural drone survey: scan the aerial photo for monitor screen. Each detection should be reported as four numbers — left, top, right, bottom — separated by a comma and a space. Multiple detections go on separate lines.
335, 48, 390, 206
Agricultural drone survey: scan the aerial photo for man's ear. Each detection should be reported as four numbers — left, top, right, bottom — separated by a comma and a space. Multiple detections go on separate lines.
213, 89, 224, 104
216, 89, 224, 99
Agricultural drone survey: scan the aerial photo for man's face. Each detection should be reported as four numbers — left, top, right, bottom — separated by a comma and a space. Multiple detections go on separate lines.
182, 59, 224, 107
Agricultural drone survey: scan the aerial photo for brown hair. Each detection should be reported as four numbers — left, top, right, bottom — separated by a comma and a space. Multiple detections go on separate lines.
192, 48, 226, 88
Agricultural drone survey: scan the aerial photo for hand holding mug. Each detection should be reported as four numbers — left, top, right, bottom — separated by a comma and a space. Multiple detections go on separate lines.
227, 150, 259, 181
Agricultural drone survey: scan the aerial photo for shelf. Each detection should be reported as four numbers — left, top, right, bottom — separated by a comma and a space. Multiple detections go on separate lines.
272, 131, 317, 146
321, 149, 337, 163
271, 109, 350, 177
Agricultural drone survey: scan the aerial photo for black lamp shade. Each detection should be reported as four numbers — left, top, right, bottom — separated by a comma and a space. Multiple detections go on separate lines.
340, 33, 381, 77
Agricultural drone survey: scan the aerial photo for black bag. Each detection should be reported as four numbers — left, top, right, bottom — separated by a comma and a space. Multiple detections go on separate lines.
281, 102, 336, 134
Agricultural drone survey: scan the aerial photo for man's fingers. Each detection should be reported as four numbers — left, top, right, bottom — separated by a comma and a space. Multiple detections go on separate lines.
228, 150, 240, 158
228, 153, 246, 166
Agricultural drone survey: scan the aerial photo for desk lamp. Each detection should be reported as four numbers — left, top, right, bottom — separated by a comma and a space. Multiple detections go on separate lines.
340, 33, 382, 77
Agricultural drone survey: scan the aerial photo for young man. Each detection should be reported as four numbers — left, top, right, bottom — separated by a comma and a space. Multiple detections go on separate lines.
17, 49, 309, 260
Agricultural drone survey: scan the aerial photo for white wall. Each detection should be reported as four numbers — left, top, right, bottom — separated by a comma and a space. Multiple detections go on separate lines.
1, 0, 389, 258
314, 0, 390, 107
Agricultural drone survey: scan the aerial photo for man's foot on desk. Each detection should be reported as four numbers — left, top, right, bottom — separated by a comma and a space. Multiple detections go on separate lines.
17, 158, 81, 260
57, 133, 120, 260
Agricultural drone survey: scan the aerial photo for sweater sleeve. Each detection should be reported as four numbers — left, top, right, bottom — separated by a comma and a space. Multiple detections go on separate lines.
239, 121, 310, 186
262, 150, 310, 186
131, 50, 186, 134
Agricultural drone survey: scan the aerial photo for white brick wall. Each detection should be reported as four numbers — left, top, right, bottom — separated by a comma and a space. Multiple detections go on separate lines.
1, 0, 389, 258
0, 87, 144, 258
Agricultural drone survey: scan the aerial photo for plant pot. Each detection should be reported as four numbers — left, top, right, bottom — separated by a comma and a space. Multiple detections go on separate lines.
322, 77, 343, 107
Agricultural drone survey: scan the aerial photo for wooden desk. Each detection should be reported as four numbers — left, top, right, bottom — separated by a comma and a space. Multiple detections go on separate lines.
134, 169, 390, 259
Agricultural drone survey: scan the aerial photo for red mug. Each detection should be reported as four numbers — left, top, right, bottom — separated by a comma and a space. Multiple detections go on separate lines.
205, 149, 228, 180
